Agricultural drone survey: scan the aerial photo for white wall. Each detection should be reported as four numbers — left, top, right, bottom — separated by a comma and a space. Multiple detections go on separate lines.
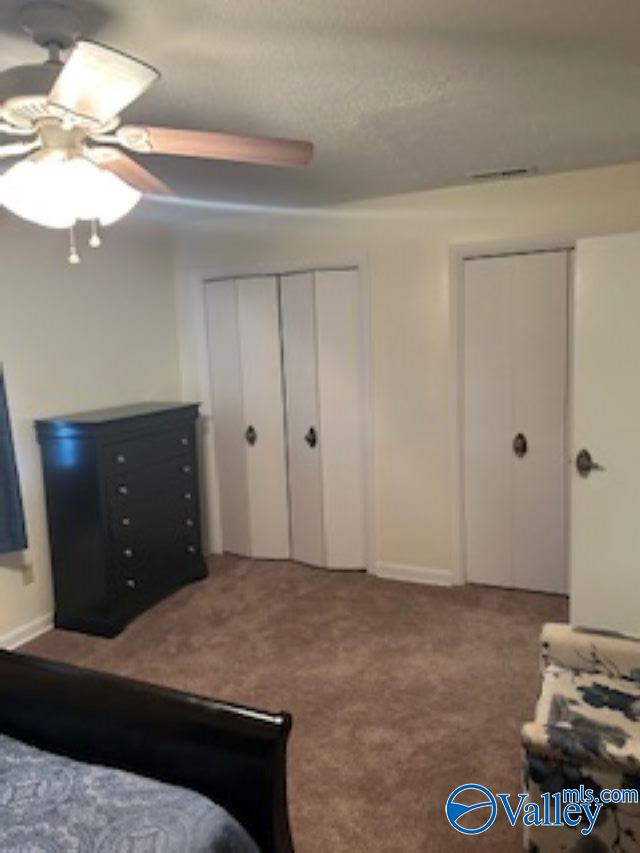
0, 216, 180, 646
173, 161, 640, 582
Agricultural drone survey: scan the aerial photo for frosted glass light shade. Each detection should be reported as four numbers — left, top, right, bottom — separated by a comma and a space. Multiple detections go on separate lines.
0, 159, 75, 228
0, 156, 141, 229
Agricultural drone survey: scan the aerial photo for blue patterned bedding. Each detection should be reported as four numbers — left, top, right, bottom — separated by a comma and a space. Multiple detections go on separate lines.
0, 732, 259, 852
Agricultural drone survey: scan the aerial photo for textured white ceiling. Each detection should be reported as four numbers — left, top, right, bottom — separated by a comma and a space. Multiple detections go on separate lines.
1, 0, 640, 209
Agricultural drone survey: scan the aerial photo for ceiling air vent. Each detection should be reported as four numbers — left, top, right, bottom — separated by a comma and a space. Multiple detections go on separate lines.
470, 166, 537, 182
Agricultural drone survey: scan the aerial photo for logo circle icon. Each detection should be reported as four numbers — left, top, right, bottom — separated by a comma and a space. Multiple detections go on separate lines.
445, 783, 497, 835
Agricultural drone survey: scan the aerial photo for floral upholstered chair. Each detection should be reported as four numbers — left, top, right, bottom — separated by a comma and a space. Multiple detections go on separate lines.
522, 623, 640, 851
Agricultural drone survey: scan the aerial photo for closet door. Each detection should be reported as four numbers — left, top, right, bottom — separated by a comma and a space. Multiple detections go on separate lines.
237, 277, 290, 559
463, 258, 513, 587
205, 280, 251, 556
510, 253, 568, 593
315, 269, 367, 569
280, 273, 325, 566
463, 252, 568, 593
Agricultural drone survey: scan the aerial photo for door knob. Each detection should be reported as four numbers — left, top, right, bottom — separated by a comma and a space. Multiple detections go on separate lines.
245, 425, 257, 446
305, 427, 318, 448
513, 433, 528, 458
576, 449, 605, 478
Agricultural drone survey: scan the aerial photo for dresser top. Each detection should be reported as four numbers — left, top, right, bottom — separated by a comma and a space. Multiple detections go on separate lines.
35, 402, 199, 437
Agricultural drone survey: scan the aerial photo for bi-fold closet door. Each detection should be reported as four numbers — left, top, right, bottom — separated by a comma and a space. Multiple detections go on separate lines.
279, 273, 325, 566
463, 251, 569, 594
205, 276, 290, 559
206, 269, 367, 569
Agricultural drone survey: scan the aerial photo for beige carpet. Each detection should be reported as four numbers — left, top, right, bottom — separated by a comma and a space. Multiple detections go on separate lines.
24, 556, 567, 852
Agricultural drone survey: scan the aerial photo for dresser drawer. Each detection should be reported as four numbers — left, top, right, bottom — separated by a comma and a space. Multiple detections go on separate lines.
109, 497, 199, 541
103, 427, 194, 473
107, 455, 196, 508
112, 530, 201, 597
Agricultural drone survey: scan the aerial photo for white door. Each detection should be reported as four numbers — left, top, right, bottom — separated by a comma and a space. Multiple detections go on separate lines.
464, 251, 568, 593
315, 269, 367, 569
464, 257, 513, 587
237, 277, 290, 559
280, 273, 325, 566
571, 234, 640, 635
511, 253, 568, 592
205, 280, 251, 556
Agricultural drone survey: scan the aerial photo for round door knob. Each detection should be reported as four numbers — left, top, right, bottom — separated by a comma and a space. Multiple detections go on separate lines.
123, 548, 133, 558
186, 545, 196, 554
576, 449, 606, 478
513, 433, 528, 458
184, 491, 192, 500
116, 454, 126, 464
180, 437, 189, 446
117, 485, 128, 495
126, 578, 136, 589
185, 518, 194, 527
182, 464, 192, 474
121, 517, 131, 527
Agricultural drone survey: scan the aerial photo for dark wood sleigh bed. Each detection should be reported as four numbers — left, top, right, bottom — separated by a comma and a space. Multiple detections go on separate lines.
0, 649, 294, 852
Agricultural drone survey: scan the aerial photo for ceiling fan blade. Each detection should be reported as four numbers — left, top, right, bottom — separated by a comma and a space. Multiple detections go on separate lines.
49, 40, 159, 125
87, 147, 171, 196
117, 125, 314, 167
0, 123, 35, 137
0, 140, 40, 159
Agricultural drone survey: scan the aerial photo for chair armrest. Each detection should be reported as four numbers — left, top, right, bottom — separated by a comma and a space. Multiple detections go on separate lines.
541, 623, 640, 682
0, 650, 293, 853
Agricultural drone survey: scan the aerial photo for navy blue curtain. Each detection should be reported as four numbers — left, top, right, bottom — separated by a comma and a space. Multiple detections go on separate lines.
0, 367, 27, 554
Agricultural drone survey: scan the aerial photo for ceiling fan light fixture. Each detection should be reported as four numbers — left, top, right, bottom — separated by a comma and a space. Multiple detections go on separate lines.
88, 166, 141, 226
0, 157, 75, 228
0, 155, 141, 229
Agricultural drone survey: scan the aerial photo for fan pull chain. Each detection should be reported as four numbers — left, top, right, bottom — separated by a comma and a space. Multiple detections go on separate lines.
68, 225, 80, 265
89, 220, 102, 248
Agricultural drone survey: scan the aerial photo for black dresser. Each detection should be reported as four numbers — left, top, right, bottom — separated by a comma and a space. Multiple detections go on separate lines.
36, 402, 207, 637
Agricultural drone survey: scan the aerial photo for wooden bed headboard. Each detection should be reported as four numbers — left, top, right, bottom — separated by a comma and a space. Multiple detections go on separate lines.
0, 650, 294, 853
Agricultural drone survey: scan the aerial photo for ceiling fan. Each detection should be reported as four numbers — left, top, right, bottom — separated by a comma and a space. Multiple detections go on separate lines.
0, 2, 314, 261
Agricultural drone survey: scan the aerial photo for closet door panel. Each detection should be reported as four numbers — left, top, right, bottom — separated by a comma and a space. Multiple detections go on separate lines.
237, 277, 290, 559
205, 281, 251, 556
463, 258, 513, 587
280, 273, 325, 566
510, 252, 568, 593
315, 269, 367, 569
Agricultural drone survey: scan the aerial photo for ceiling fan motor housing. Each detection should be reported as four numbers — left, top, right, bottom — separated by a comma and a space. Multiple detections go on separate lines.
19, 1, 81, 51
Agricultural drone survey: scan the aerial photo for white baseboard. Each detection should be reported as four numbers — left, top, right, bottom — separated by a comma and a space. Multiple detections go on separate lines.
0, 613, 53, 651
374, 562, 453, 587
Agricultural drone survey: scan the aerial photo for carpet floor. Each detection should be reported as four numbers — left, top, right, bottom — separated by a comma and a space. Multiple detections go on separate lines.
24, 556, 567, 852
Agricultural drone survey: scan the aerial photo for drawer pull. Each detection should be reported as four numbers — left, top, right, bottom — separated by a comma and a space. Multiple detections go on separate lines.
180, 437, 189, 446
116, 454, 127, 464
184, 491, 192, 500
121, 517, 131, 527
185, 518, 194, 528
126, 578, 136, 589
182, 465, 192, 474
186, 545, 196, 554
123, 548, 134, 558
117, 485, 129, 496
